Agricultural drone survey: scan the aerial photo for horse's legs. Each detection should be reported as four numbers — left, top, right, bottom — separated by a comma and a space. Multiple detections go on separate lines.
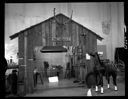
96, 74, 104, 93
87, 89, 92, 96
87, 81, 92, 96
100, 76, 104, 94
95, 86, 98, 92
106, 74, 110, 89
107, 77, 110, 88
86, 72, 96, 96
95, 74, 99, 92
112, 73, 118, 91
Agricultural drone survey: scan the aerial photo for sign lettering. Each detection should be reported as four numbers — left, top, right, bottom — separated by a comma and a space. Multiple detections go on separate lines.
52, 37, 71, 41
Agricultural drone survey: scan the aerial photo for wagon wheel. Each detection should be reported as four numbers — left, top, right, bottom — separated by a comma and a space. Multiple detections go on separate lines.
117, 60, 125, 72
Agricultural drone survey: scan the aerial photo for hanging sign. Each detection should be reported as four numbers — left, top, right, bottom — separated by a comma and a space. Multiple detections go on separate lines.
52, 37, 71, 42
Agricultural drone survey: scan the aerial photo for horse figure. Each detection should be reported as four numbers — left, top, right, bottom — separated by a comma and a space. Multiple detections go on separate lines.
86, 52, 118, 96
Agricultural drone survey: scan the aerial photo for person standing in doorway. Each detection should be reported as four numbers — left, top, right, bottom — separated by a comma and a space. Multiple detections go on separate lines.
65, 62, 70, 79
33, 67, 38, 87
44, 61, 49, 78
33, 67, 43, 87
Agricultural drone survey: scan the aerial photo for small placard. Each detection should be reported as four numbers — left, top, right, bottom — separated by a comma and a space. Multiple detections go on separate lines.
86, 53, 91, 60
48, 76, 58, 83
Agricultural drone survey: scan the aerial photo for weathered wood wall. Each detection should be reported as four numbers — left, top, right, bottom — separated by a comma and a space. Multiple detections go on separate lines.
26, 24, 42, 93
18, 23, 43, 94
18, 14, 99, 94
18, 33, 24, 66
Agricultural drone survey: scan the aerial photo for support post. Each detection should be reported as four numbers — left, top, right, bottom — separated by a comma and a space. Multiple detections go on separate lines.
24, 32, 28, 95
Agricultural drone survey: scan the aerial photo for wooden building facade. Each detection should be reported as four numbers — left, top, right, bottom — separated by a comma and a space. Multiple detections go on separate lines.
10, 13, 103, 95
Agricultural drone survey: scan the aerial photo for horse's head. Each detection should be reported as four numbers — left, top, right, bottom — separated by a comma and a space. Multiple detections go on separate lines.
93, 52, 106, 70
87, 51, 105, 70
87, 51, 96, 57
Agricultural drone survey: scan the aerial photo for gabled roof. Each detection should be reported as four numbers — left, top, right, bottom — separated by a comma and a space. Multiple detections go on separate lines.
10, 13, 103, 40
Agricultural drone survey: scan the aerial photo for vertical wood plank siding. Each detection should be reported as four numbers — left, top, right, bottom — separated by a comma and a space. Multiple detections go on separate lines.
26, 28, 34, 94
42, 22, 46, 46
87, 32, 97, 72
18, 33, 24, 65
51, 19, 56, 46
48, 19, 52, 46
27, 24, 42, 93
18, 33, 25, 89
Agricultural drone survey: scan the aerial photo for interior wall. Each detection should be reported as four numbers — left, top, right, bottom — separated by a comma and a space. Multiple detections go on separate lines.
34, 46, 69, 74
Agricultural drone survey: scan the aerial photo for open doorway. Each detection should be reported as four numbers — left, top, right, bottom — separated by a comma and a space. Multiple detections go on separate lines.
33, 46, 75, 89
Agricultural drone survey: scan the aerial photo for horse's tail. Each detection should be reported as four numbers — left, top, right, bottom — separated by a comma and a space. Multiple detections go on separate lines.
110, 62, 118, 72
104, 62, 118, 79
85, 72, 96, 88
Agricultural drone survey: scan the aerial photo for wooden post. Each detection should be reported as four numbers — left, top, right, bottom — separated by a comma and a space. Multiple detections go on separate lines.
24, 31, 28, 95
